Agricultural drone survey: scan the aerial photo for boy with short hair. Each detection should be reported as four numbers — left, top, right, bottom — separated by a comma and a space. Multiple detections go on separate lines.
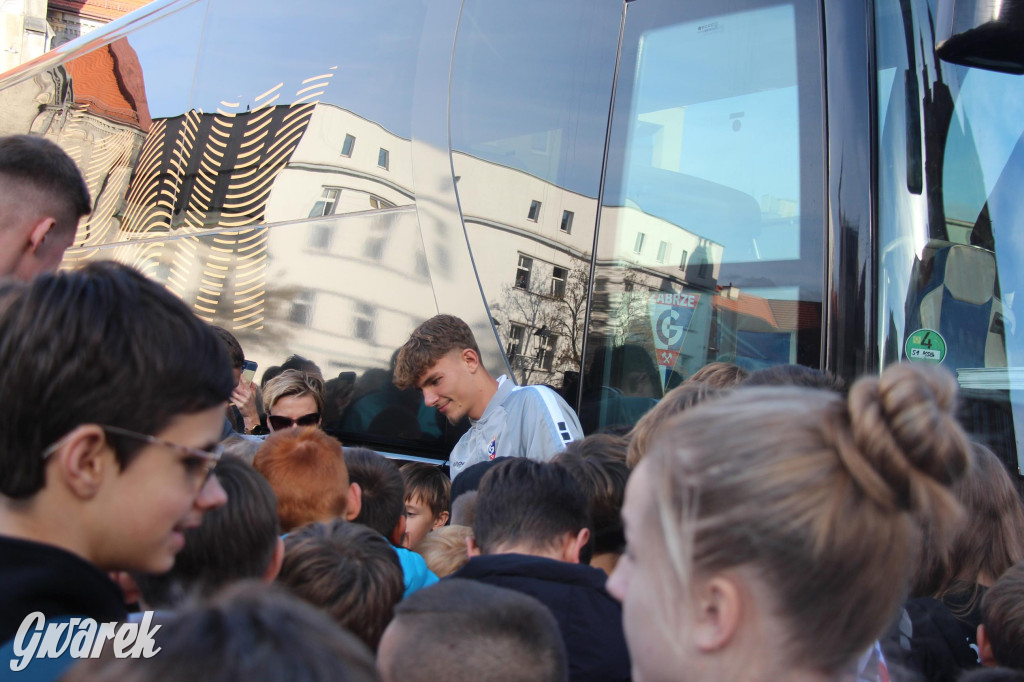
278, 520, 405, 652
978, 562, 1024, 670
63, 582, 378, 682
344, 448, 439, 596
253, 427, 360, 532
453, 457, 630, 682
0, 134, 91, 281
377, 579, 569, 682
400, 462, 450, 550
0, 261, 234, 678
393, 314, 583, 479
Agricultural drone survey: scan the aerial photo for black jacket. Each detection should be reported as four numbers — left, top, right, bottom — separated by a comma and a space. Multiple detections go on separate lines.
883, 583, 986, 682
452, 553, 631, 682
0, 535, 127, 645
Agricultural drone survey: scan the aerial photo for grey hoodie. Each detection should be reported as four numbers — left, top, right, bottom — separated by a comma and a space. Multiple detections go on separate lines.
448, 375, 583, 479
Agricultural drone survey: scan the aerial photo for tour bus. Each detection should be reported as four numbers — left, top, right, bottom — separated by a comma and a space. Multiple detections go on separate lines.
1, 0, 1022, 478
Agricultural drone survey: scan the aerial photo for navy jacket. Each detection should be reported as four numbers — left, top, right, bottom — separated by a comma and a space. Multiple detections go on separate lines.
452, 553, 631, 682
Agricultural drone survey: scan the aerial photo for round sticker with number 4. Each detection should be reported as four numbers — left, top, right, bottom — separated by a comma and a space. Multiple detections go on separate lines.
905, 329, 946, 364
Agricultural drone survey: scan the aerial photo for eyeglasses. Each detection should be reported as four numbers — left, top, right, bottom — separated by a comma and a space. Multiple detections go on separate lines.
268, 412, 320, 431
41, 424, 223, 492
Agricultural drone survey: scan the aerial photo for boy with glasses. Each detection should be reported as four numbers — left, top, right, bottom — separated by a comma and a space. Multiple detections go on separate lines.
0, 261, 235, 678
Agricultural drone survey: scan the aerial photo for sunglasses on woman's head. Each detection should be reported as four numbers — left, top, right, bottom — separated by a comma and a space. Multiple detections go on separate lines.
268, 413, 320, 430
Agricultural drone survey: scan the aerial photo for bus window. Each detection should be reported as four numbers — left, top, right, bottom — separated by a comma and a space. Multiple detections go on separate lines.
449, 0, 622, 393
582, 0, 825, 433
876, 0, 1024, 476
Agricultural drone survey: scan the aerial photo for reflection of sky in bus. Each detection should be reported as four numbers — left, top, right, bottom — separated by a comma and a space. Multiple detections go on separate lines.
944, 68, 1024, 224
622, 5, 800, 209
606, 4, 802, 263
132, 0, 425, 138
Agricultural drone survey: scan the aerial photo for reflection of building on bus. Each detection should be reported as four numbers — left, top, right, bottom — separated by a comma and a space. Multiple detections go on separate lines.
7, 37, 818, 394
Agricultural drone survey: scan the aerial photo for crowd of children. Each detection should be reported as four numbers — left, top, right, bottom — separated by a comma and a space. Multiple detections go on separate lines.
0, 256, 1022, 682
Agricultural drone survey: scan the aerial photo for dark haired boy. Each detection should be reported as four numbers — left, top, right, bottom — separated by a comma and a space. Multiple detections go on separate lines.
393, 314, 582, 479
278, 520, 404, 651
453, 458, 630, 682
378, 579, 569, 682
0, 261, 233, 677
978, 562, 1024, 670
63, 582, 378, 682
344, 448, 439, 596
400, 462, 450, 550
130, 456, 285, 609
0, 134, 91, 280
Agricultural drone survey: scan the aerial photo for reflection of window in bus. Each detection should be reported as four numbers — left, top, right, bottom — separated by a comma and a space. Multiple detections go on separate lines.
507, 324, 526, 361
551, 267, 567, 298
341, 134, 355, 157
536, 333, 557, 371
515, 255, 533, 290
309, 188, 340, 218
560, 210, 574, 233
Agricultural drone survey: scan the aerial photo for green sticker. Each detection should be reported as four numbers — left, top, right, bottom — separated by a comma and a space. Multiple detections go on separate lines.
905, 329, 946, 364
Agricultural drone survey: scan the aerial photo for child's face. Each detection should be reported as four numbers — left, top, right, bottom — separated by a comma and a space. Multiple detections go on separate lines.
96, 404, 228, 573
403, 494, 443, 550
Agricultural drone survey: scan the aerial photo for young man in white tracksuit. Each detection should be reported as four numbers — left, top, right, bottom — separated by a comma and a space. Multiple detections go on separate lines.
393, 314, 582, 479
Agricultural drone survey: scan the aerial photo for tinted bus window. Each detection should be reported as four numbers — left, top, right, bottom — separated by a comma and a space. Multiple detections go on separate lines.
876, 0, 1024, 476
582, 0, 825, 432
449, 0, 622, 393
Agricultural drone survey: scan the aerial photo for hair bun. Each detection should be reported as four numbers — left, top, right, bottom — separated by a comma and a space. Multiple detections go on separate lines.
841, 364, 970, 516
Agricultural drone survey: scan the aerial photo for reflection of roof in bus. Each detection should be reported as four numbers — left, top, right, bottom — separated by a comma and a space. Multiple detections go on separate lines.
66, 38, 151, 131
715, 292, 777, 327
714, 293, 820, 331
49, 0, 149, 23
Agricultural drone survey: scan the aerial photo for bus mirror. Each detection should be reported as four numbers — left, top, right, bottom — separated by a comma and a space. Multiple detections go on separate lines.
935, 0, 1024, 74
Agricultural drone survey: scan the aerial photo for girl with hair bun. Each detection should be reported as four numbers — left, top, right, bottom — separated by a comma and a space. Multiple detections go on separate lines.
607, 364, 971, 682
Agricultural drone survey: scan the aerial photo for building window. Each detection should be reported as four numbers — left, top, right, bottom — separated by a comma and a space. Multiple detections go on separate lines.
341, 134, 355, 157
378, 148, 390, 170
679, 249, 689, 270
355, 302, 375, 341
308, 224, 332, 250
507, 323, 526, 361
535, 332, 557, 371
657, 241, 670, 264
289, 290, 315, 326
560, 210, 574, 233
551, 266, 568, 298
528, 200, 542, 222
633, 232, 646, 254
515, 255, 533, 290
369, 196, 394, 210
309, 187, 340, 218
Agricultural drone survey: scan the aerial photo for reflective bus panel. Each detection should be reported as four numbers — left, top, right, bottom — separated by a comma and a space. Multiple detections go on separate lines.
0, 0, 1020, 473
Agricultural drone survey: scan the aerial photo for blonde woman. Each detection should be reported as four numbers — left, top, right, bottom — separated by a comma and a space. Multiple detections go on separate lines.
608, 364, 970, 682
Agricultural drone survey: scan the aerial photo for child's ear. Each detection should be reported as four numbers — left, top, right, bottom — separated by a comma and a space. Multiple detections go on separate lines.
345, 482, 362, 521
53, 424, 111, 499
263, 536, 285, 583
466, 535, 482, 557
389, 515, 407, 547
977, 624, 996, 666
432, 511, 450, 530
